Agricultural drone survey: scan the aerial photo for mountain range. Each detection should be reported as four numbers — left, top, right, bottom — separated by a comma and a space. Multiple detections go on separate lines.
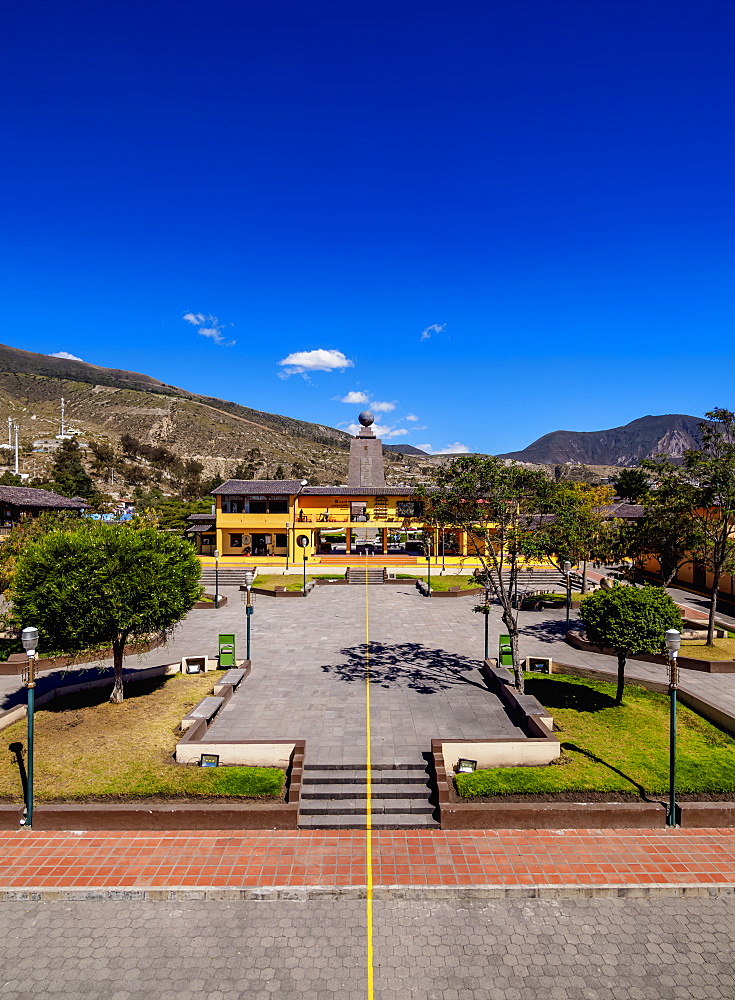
0, 343, 713, 489
498, 414, 705, 467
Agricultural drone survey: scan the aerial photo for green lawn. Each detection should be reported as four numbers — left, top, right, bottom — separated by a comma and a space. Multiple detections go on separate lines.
406, 574, 480, 591
456, 672, 735, 798
253, 574, 339, 591
0, 673, 284, 802
680, 637, 735, 661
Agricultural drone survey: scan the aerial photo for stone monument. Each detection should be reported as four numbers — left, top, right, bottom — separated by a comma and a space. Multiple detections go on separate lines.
347, 411, 386, 488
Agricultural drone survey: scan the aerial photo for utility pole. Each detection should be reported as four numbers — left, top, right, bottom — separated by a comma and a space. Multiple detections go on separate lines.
60, 397, 65, 437
14, 421, 19, 475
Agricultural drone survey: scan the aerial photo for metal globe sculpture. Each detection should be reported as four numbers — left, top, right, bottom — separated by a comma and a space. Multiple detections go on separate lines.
358, 410, 375, 427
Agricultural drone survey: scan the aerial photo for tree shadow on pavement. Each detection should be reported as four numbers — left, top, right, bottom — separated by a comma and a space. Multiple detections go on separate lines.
520, 617, 572, 644
321, 642, 488, 694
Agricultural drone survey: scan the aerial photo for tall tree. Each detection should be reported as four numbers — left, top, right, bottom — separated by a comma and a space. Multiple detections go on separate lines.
625, 460, 703, 588
613, 468, 651, 503
580, 585, 682, 704
683, 408, 735, 643
10, 522, 202, 702
525, 483, 617, 592
416, 455, 551, 692
49, 437, 95, 498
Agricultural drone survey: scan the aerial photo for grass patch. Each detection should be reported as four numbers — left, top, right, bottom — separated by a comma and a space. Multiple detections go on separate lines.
253, 574, 329, 591
0, 673, 284, 802
413, 575, 480, 591
455, 672, 735, 798
680, 637, 735, 661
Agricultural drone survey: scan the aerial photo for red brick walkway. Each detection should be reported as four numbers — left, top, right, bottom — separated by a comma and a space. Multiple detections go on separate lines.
1, 829, 734, 890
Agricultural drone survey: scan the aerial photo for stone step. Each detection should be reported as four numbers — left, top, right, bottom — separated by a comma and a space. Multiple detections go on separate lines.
304, 761, 428, 771
299, 799, 435, 816
303, 769, 428, 785
300, 783, 429, 800
298, 813, 439, 830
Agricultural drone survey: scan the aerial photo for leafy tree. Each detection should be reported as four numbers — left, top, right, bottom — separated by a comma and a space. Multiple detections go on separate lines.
290, 462, 307, 479
273, 464, 286, 480
682, 408, 735, 643
10, 522, 202, 702
525, 483, 617, 592
0, 471, 22, 486
416, 455, 552, 692
0, 511, 81, 598
580, 585, 682, 704
48, 438, 95, 498
624, 461, 703, 587
144, 496, 212, 533
613, 468, 651, 503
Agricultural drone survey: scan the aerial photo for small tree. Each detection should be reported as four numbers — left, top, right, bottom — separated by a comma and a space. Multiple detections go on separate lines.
683, 408, 735, 644
416, 455, 552, 693
49, 437, 95, 498
10, 522, 202, 702
613, 468, 651, 503
579, 585, 682, 704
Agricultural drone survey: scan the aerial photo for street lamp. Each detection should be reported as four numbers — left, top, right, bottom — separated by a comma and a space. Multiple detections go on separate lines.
665, 628, 681, 827
563, 560, 572, 631
214, 549, 220, 609
296, 534, 309, 594
243, 568, 255, 660
425, 545, 431, 596
20, 626, 38, 829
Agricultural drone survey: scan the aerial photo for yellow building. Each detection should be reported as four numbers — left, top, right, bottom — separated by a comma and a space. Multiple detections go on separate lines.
190, 479, 474, 567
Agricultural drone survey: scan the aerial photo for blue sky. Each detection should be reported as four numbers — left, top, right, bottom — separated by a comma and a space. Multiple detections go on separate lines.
1, 0, 733, 455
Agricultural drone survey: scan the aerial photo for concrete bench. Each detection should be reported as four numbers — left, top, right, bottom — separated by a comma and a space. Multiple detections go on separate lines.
181, 696, 224, 732
213, 669, 247, 695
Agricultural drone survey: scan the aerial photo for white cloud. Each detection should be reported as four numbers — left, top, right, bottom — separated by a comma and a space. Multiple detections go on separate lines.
278, 348, 353, 378
346, 421, 409, 440
339, 390, 370, 404
49, 351, 84, 361
405, 413, 419, 421
183, 311, 235, 346
420, 322, 446, 341
371, 400, 396, 413
416, 442, 471, 455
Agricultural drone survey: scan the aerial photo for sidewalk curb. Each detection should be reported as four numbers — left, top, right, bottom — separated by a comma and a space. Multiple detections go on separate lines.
1, 882, 734, 902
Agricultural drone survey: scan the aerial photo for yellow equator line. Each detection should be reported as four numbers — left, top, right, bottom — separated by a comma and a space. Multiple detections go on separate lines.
364, 551, 374, 1000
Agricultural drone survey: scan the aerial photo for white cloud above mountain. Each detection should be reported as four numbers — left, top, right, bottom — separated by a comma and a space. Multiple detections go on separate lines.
49, 351, 84, 361
416, 441, 470, 455
183, 312, 235, 346
279, 348, 353, 378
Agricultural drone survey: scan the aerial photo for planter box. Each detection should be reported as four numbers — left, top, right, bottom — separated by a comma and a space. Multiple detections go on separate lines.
0, 632, 168, 676
566, 631, 735, 673
193, 594, 228, 609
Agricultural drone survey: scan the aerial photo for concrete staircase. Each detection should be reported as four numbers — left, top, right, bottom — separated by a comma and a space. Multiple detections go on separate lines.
346, 566, 386, 585
298, 761, 439, 829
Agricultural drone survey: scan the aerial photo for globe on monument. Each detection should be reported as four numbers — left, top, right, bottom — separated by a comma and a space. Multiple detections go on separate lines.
358, 410, 375, 427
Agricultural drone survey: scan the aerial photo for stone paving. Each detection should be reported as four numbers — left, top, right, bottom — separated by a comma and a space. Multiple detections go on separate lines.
1, 894, 735, 999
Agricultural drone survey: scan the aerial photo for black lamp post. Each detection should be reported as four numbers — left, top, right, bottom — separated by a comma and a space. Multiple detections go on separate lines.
563, 560, 572, 631
426, 547, 431, 595
242, 568, 255, 661
665, 628, 681, 827
296, 534, 309, 594
20, 626, 38, 829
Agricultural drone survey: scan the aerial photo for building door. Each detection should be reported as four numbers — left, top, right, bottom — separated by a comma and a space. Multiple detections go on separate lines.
251, 533, 272, 556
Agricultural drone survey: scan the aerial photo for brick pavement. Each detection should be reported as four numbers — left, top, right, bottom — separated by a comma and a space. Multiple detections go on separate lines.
1, 829, 735, 893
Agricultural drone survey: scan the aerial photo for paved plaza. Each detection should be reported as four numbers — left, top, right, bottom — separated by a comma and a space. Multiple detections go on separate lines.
1, 893, 735, 999
3, 579, 735, 997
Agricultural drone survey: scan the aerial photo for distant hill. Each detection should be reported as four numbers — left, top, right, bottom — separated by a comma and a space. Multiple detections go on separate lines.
0, 342, 435, 488
498, 414, 706, 467
383, 444, 428, 456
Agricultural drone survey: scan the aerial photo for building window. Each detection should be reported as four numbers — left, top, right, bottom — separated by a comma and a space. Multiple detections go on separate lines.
269, 498, 289, 513
396, 500, 423, 517
275, 533, 287, 547
222, 498, 242, 514
229, 533, 243, 547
